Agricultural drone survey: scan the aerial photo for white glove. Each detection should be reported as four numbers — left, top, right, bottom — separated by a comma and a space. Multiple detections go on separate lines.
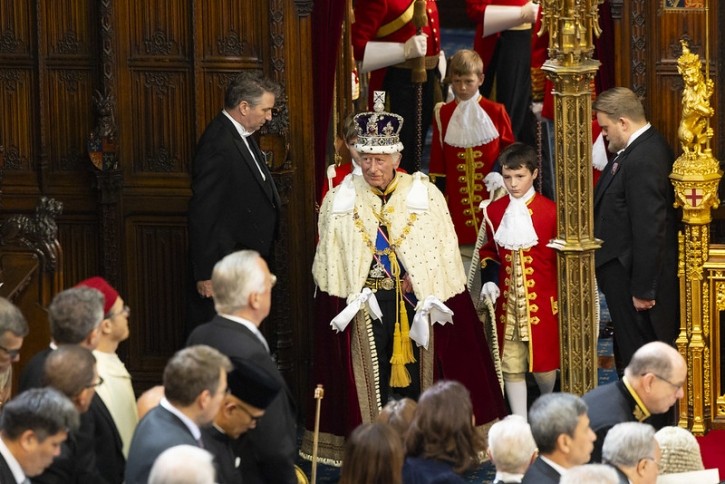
521, 1, 539, 24
480, 282, 500, 305
404, 34, 427, 60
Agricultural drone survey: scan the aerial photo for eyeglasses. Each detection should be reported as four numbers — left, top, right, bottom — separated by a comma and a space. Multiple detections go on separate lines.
86, 376, 105, 389
235, 403, 263, 423
649, 373, 684, 391
107, 305, 130, 319
641, 456, 660, 469
0, 344, 21, 359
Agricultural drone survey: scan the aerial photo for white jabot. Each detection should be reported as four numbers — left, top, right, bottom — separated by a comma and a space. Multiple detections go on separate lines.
406, 172, 430, 213
411, 296, 454, 349
494, 186, 538, 250
444, 96, 500, 148
330, 288, 383, 333
222, 109, 266, 181
592, 131, 608, 171
219, 314, 271, 354
159, 398, 201, 443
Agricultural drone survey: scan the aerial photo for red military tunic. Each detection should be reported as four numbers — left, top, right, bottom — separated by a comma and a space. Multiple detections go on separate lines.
352, 0, 441, 102
479, 192, 560, 372
430, 96, 515, 244
466, 0, 529, 71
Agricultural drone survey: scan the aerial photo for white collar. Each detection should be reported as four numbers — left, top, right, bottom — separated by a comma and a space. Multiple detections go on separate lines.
626, 122, 651, 149
494, 470, 524, 482
222, 109, 254, 138
0, 436, 26, 483
159, 397, 201, 442
219, 314, 270, 354
494, 187, 538, 250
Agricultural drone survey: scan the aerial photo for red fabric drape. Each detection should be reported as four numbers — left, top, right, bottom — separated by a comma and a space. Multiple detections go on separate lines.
311, 0, 347, 205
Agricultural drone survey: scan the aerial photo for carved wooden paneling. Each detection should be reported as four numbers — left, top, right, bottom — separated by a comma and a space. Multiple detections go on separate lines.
130, 70, 193, 174
0, 1, 33, 58
125, 217, 189, 388
128, 2, 190, 60
198, 0, 264, 61
46, 69, 96, 172
39, 0, 96, 58
0, 68, 34, 171
57, 220, 100, 286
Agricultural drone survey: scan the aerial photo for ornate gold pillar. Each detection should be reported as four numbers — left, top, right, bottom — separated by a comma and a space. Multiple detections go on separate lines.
669, 41, 721, 435
539, 0, 603, 394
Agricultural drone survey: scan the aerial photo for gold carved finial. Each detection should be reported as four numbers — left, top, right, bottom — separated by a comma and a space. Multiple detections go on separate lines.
538, 0, 603, 66
670, 39, 721, 226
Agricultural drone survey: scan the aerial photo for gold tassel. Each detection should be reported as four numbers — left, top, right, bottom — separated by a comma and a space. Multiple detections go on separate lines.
389, 321, 411, 388
399, 291, 415, 364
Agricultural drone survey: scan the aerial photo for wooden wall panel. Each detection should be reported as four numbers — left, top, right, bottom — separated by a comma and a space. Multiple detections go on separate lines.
128, 2, 191, 60
125, 216, 189, 389
197, 0, 264, 62
38, 0, 95, 58
130, 70, 193, 175
0, 1, 33, 59
0, 68, 34, 171
57, 219, 100, 286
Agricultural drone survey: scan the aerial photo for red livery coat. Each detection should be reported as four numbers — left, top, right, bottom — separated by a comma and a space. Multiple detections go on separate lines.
430, 96, 515, 244
479, 192, 560, 371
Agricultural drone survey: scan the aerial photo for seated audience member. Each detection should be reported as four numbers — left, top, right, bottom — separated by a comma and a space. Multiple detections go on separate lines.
601, 422, 660, 484
339, 422, 404, 484
0, 388, 79, 483
202, 357, 281, 484
559, 464, 619, 484
125, 345, 231, 484
376, 397, 417, 441
0, 298, 29, 407
522, 393, 596, 484
20, 287, 104, 391
148, 445, 216, 484
583, 341, 686, 462
404, 381, 483, 483
34, 345, 108, 483
187, 250, 297, 484
77, 276, 137, 457
487, 415, 537, 484
654, 426, 704, 474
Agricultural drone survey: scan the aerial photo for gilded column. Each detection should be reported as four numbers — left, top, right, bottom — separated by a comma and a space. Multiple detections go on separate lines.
539, 0, 603, 395
669, 40, 721, 435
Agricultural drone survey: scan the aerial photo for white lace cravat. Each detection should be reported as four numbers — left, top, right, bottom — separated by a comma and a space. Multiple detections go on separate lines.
494, 187, 538, 250
444, 96, 500, 148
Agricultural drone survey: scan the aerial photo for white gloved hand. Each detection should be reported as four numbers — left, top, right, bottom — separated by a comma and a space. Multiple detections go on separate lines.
404, 34, 427, 60
480, 282, 501, 304
521, 1, 539, 23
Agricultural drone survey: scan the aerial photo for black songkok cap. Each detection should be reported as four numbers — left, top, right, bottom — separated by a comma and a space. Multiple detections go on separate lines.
227, 357, 281, 410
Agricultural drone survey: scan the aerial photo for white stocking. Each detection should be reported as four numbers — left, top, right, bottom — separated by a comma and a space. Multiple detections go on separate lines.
504, 376, 528, 419
533, 370, 557, 395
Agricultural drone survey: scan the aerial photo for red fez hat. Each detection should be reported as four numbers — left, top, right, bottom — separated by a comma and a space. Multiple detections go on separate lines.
75, 277, 120, 315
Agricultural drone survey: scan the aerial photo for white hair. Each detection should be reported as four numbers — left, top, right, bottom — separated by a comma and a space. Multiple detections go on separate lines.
211, 250, 266, 314
488, 415, 537, 473
602, 422, 656, 468
148, 445, 216, 484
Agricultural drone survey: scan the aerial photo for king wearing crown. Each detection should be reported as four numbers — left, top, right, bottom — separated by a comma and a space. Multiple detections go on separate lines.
302, 94, 506, 463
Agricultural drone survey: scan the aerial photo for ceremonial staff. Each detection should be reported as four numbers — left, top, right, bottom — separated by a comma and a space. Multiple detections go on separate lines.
310, 384, 324, 483
412, 0, 427, 172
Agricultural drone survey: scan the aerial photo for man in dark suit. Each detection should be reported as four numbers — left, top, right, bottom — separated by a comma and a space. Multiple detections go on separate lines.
523, 393, 596, 484
32, 345, 111, 483
0, 388, 79, 483
203, 357, 281, 484
187, 72, 282, 330
593, 87, 678, 373
187, 250, 298, 484
583, 341, 686, 463
19, 287, 104, 392
125, 345, 231, 484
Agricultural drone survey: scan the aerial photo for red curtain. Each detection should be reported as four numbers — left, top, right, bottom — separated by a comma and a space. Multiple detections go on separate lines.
311, 0, 347, 205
